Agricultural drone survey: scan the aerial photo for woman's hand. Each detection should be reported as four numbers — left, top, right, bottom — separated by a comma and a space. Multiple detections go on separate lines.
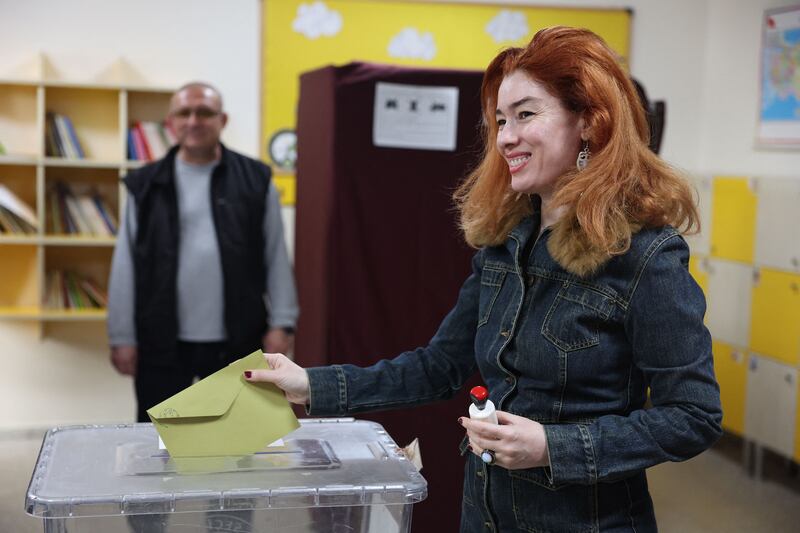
244, 352, 310, 405
460, 411, 550, 470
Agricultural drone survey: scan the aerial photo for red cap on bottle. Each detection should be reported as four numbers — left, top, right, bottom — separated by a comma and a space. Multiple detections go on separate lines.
470, 386, 488, 401
470, 386, 488, 409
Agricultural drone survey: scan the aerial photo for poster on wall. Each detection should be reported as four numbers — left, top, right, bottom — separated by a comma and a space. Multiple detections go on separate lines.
372, 82, 460, 151
262, 0, 632, 205
758, 5, 800, 147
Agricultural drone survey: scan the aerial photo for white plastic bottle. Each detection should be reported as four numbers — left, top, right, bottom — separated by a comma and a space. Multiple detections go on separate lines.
468, 385, 498, 425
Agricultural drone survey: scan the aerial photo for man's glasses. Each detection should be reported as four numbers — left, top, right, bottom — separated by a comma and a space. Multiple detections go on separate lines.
171, 107, 221, 119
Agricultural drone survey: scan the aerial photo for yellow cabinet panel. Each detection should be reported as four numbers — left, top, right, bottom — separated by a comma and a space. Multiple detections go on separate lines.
710, 177, 756, 263
750, 268, 800, 366
712, 340, 747, 435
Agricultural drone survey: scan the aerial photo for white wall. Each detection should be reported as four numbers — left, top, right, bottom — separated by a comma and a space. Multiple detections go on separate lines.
697, 0, 799, 177
0, 0, 797, 430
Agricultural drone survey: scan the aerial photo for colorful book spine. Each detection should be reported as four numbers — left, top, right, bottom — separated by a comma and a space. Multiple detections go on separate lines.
92, 194, 117, 234
79, 278, 108, 308
48, 190, 62, 234
54, 114, 77, 158
45, 118, 59, 157
127, 129, 137, 160
46, 113, 66, 157
61, 115, 85, 158
131, 124, 150, 161
140, 121, 167, 159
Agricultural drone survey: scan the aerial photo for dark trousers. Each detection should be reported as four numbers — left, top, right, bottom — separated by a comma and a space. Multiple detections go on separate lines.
135, 340, 228, 422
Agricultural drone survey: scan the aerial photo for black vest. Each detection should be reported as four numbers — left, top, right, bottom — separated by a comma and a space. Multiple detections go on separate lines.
124, 145, 270, 367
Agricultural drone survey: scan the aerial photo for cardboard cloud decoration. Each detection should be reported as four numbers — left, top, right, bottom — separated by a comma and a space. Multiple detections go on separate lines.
486, 10, 529, 43
293, 1, 343, 39
387, 28, 436, 60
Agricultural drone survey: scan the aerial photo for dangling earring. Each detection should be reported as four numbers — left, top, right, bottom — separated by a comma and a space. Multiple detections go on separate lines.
576, 140, 590, 171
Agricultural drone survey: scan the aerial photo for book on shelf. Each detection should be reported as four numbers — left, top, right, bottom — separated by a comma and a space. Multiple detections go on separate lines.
127, 129, 137, 160
0, 184, 38, 235
54, 115, 76, 158
45, 113, 61, 157
130, 124, 151, 161
92, 193, 118, 234
128, 121, 175, 161
61, 114, 86, 158
140, 121, 167, 159
47, 182, 116, 237
45, 112, 85, 159
77, 195, 112, 236
63, 194, 91, 234
44, 270, 107, 310
79, 277, 108, 307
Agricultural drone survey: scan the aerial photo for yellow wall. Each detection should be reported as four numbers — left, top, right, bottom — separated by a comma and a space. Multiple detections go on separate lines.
262, 1, 631, 204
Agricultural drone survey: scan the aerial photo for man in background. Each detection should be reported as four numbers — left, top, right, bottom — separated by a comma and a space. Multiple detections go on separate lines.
107, 82, 298, 422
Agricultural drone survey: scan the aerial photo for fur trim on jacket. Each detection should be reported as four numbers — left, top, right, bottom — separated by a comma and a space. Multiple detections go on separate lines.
546, 215, 641, 278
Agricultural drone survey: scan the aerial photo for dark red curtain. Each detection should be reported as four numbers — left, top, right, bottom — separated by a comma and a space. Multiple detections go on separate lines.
295, 62, 484, 532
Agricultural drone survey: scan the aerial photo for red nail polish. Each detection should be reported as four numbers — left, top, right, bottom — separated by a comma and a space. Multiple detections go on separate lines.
458, 417, 464, 425
244, 371, 252, 378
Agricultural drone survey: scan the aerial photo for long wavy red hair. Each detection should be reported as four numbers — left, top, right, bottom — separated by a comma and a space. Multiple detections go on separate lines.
455, 26, 698, 253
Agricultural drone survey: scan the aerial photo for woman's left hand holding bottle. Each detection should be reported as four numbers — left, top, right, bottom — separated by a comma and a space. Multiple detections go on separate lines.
460, 411, 550, 470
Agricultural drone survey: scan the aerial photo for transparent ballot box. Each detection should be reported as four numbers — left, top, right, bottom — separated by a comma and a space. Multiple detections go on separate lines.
25, 418, 427, 532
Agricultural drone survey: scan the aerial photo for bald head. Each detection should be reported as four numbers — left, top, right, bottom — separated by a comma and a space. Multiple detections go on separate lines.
170, 82, 224, 113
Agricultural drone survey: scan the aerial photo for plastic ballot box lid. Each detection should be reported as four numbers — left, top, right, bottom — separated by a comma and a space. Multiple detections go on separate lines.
26, 418, 427, 519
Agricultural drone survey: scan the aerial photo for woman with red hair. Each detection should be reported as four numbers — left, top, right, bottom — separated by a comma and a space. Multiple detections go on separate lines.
247, 26, 721, 532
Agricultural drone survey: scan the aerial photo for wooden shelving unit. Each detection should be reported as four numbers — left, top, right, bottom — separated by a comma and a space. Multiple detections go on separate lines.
0, 56, 174, 324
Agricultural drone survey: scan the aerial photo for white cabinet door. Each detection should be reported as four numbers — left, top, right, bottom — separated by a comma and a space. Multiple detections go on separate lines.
686, 175, 712, 257
744, 354, 797, 458
753, 177, 800, 272
705, 258, 753, 348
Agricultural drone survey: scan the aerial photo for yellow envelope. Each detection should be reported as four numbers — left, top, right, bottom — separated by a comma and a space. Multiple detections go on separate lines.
147, 349, 300, 457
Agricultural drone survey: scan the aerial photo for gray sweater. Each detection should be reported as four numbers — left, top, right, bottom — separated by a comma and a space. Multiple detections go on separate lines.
107, 157, 298, 346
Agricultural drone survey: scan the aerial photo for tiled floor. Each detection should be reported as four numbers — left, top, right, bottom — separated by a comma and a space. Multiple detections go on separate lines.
4, 431, 799, 532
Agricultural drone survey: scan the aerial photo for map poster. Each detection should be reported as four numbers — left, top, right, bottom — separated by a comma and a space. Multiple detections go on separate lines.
759, 5, 800, 146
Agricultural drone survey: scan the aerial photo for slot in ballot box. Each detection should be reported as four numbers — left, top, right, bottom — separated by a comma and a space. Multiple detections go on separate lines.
25, 418, 427, 532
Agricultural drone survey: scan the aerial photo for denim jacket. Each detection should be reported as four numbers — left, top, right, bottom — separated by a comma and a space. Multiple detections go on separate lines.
307, 213, 722, 532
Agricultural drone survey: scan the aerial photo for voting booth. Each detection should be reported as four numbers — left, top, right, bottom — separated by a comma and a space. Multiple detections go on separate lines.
294, 62, 483, 532
25, 418, 427, 532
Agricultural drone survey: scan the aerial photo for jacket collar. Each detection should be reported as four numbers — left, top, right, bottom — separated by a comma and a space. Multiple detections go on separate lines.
546, 213, 607, 279
546, 212, 642, 279
503, 194, 632, 279
152, 143, 229, 185
506, 195, 541, 259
